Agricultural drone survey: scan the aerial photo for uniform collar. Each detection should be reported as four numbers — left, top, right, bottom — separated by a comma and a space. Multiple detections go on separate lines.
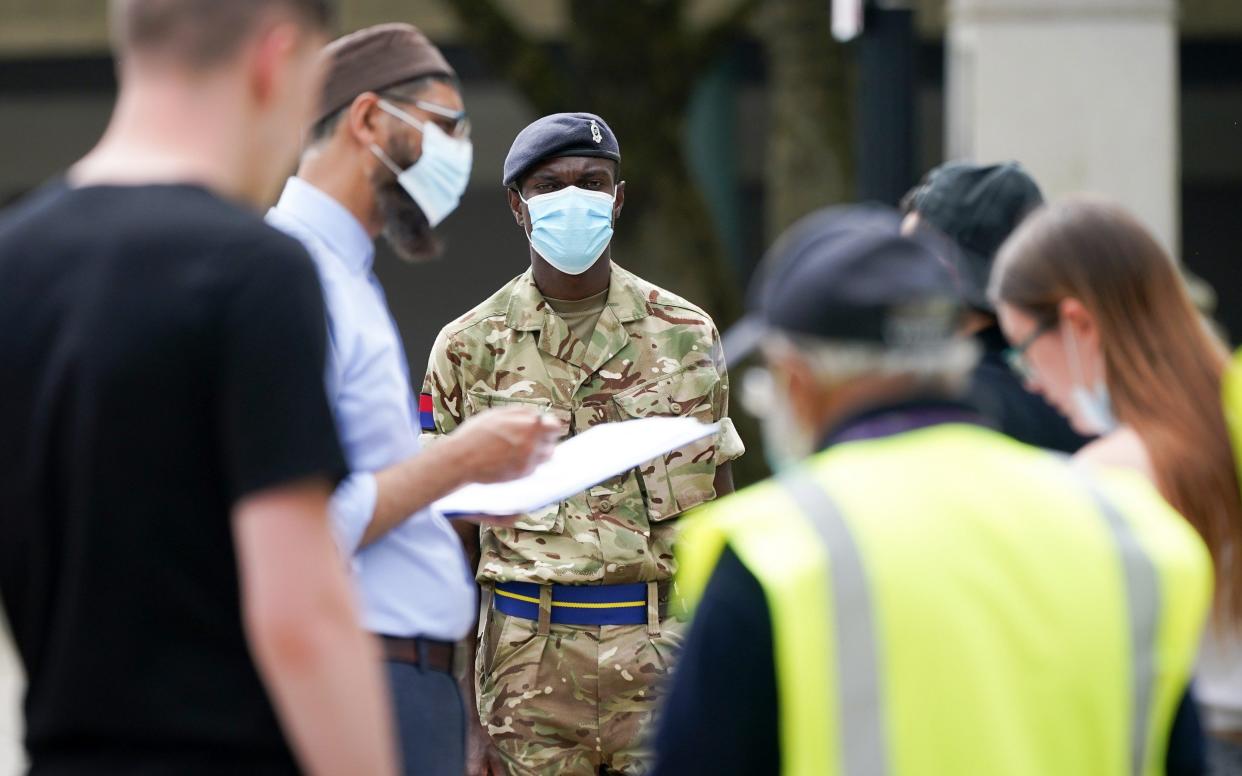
505, 263, 651, 373
272, 176, 375, 274
504, 263, 650, 332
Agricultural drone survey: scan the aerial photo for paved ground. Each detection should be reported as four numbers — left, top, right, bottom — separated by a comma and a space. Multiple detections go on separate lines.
0, 617, 23, 776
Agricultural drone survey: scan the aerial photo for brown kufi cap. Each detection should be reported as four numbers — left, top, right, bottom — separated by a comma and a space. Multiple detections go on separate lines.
316, 23, 456, 126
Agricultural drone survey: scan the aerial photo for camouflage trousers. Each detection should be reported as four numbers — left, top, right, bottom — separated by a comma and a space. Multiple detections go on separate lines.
475, 594, 685, 775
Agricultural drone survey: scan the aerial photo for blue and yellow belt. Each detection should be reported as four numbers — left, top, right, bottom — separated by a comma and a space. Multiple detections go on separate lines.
492, 580, 669, 627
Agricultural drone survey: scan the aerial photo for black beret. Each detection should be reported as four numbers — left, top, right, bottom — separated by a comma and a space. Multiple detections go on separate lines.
908, 160, 1043, 311
724, 205, 961, 363
502, 112, 621, 188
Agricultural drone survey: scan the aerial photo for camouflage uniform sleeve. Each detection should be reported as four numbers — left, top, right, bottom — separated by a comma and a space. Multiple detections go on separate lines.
420, 327, 468, 444
710, 324, 746, 465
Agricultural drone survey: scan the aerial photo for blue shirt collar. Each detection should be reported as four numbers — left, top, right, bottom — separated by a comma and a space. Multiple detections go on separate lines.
273, 176, 375, 273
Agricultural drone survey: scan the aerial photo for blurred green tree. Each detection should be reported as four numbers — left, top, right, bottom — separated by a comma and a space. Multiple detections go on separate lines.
444, 0, 758, 324
757, 0, 854, 236
445, 0, 854, 484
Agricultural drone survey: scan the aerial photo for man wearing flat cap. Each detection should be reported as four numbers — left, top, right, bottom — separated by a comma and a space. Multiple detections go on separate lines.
652, 206, 1209, 776
421, 112, 745, 774
266, 24, 561, 776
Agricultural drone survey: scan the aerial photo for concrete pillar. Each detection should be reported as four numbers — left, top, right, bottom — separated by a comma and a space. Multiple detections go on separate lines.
946, 0, 1179, 255
0, 615, 23, 776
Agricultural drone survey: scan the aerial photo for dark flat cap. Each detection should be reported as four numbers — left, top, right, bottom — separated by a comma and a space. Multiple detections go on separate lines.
907, 160, 1043, 312
724, 205, 960, 364
503, 113, 620, 188
316, 23, 456, 126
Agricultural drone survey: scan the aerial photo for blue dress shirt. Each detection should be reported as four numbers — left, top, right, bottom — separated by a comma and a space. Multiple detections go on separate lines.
267, 177, 474, 641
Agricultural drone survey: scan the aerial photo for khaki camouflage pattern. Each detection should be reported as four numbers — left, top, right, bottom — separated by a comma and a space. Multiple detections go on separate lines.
421, 263, 744, 587
422, 263, 741, 774
476, 605, 685, 775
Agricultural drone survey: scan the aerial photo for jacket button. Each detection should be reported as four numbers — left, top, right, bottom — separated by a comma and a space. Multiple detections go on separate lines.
600, 500, 613, 513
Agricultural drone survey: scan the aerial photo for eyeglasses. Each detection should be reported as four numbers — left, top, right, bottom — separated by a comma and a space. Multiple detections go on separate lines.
1003, 319, 1057, 381
377, 96, 471, 139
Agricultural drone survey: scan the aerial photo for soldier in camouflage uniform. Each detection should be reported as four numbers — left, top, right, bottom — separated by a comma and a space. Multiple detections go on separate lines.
420, 113, 744, 775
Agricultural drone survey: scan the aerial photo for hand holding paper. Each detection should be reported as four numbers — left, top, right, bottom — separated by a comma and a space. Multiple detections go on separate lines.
448, 406, 564, 483
434, 417, 718, 517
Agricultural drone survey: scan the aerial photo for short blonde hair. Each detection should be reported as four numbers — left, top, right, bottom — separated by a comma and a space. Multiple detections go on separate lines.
110, 0, 333, 68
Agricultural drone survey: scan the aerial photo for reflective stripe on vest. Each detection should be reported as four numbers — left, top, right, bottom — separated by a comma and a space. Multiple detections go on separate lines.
1083, 481, 1161, 776
1223, 349, 1242, 491
779, 468, 1161, 776
780, 471, 890, 776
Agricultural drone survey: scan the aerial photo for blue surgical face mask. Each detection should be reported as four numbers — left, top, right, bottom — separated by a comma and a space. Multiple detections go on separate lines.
1063, 325, 1117, 435
519, 185, 616, 275
370, 99, 473, 227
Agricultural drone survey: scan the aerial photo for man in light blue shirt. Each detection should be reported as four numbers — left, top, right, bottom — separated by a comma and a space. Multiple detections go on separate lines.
267, 24, 559, 776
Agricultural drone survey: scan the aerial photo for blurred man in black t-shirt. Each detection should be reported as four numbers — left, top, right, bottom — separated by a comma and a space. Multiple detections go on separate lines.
0, 2, 397, 773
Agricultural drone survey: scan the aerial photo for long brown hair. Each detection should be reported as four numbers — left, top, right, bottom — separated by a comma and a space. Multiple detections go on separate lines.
992, 196, 1241, 626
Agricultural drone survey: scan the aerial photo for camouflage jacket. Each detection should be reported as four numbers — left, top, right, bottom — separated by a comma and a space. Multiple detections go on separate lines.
421, 263, 744, 585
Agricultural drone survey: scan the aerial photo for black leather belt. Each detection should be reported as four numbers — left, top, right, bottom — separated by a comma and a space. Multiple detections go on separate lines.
379, 635, 454, 672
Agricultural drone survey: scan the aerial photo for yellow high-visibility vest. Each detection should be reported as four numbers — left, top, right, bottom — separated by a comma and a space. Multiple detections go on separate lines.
1223, 349, 1242, 491
678, 423, 1211, 776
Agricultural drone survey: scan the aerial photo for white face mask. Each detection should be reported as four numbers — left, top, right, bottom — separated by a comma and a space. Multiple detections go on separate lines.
1063, 325, 1117, 435
764, 400, 817, 473
370, 99, 473, 227
743, 368, 816, 472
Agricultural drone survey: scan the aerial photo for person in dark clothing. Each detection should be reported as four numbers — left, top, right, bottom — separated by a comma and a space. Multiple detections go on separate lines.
658, 533, 1206, 776
0, 1, 397, 773
901, 160, 1090, 452
655, 204, 1208, 776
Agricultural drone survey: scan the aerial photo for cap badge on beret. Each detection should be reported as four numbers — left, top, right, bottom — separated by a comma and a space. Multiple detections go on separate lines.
502, 112, 621, 188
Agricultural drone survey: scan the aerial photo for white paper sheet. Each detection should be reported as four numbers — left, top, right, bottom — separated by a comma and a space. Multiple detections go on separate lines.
434, 416, 718, 517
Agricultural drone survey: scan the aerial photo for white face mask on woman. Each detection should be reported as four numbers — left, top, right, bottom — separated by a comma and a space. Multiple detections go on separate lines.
1063, 325, 1117, 435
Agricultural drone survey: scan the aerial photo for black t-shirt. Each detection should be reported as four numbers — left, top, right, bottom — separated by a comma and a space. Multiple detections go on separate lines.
0, 182, 347, 774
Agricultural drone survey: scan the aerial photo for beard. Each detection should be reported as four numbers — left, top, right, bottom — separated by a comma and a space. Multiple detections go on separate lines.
370, 136, 444, 264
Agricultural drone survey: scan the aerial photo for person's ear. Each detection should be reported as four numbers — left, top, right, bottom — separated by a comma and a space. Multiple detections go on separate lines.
507, 188, 526, 230
612, 180, 626, 221
768, 348, 819, 429
784, 355, 820, 429
900, 211, 920, 236
1058, 296, 1105, 380
248, 23, 299, 108
346, 92, 384, 150
1059, 297, 1098, 348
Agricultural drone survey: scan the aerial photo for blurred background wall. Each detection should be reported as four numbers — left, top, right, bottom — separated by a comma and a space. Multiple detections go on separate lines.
1, 1, 1240, 771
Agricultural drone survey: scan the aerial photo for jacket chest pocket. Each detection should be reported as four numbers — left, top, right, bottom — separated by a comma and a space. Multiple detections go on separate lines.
612, 368, 721, 521
466, 389, 573, 534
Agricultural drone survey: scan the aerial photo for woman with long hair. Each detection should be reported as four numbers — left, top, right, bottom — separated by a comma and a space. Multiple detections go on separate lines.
989, 195, 1242, 771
